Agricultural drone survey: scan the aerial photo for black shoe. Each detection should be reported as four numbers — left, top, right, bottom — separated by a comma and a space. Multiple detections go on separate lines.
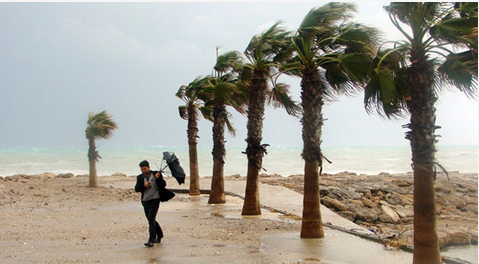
144, 241, 154, 247
155, 237, 162, 243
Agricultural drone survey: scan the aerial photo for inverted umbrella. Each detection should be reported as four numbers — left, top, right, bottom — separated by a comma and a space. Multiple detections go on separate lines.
161, 152, 185, 185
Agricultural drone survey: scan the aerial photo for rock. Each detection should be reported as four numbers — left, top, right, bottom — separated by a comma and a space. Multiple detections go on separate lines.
361, 197, 376, 208
392, 205, 414, 219
10, 174, 29, 180
337, 211, 356, 222
363, 189, 372, 199
379, 204, 402, 224
31, 173, 56, 180
320, 186, 361, 201
467, 185, 478, 193
322, 196, 349, 211
438, 230, 473, 248
436, 197, 448, 207
465, 204, 478, 214
394, 180, 412, 187
435, 182, 453, 194
56, 173, 74, 179
111, 173, 127, 177
443, 194, 467, 211
348, 203, 379, 223
385, 192, 404, 206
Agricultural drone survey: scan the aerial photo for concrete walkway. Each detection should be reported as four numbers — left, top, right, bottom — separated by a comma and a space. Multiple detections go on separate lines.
165, 177, 379, 242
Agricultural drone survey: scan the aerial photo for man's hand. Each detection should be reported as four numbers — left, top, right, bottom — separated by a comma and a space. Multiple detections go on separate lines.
155, 172, 160, 179
144, 181, 151, 188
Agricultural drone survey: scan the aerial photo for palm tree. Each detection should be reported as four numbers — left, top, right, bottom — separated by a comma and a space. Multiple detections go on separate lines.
204, 48, 247, 204
284, 3, 378, 238
363, 3, 477, 263
85, 111, 118, 188
241, 22, 300, 216
176, 76, 211, 195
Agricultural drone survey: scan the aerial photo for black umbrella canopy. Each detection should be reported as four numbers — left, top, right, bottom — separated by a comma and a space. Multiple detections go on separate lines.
162, 152, 185, 185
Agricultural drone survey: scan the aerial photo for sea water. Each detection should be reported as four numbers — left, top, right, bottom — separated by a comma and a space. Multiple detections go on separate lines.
0, 145, 476, 177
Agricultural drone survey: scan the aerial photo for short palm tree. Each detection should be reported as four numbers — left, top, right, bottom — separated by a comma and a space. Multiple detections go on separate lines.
284, 3, 378, 238
364, 3, 477, 263
176, 76, 211, 195
241, 22, 300, 216
85, 111, 118, 188
204, 48, 247, 204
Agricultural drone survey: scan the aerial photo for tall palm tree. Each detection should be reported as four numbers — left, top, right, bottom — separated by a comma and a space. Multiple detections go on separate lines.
204, 48, 247, 204
176, 76, 211, 195
85, 111, 118, 188
284, 3, 378, 238
241, 22, 300, 216
364, 3, 477, 263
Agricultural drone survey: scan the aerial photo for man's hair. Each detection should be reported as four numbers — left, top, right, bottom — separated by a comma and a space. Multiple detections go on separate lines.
139, 160, 149, 168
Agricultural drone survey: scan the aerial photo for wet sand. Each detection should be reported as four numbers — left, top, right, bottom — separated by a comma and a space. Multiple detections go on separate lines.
0, 175, 297, 263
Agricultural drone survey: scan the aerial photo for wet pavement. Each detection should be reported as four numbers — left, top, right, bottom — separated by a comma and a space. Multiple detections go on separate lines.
109, 177, 476, 264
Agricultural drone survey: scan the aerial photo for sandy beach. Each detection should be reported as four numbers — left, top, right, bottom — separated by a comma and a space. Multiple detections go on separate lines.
0, 172, 477, 263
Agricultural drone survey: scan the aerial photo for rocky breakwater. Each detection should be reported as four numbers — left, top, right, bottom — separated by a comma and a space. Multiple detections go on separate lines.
261, 172, 478, 250
318, 172, 478, 249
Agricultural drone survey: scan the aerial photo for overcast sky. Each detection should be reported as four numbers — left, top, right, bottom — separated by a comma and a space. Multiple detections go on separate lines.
0, 2, 477, 149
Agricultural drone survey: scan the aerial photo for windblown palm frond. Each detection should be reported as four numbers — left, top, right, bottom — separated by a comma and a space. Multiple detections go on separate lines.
177, 75, 211, 120
366, 2, 478, 117
289, 3, 378, 95
214, 50, 244, 75
268, 83, 301, 117
85, 111, 118, 140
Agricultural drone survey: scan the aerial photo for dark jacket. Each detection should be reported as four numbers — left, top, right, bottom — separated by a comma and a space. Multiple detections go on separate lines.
135, 170, 167, 201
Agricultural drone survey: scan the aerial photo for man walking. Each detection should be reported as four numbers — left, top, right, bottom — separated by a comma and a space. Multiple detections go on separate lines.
135, 160, 166, 247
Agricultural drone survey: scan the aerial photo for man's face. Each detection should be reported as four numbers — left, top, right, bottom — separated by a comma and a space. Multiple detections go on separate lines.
140, 166, 150, 175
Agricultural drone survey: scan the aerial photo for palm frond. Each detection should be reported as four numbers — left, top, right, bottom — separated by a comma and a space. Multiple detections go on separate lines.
335, 22, 380, 54
431, 16, 479, 49
438, 50, 478, 98
224, 112, 236, 137
267, 83, 301, 117
199, 105, 214, 122
86, 111, 118, 140
364, 69, 405, 119
455, 2, 478, 18
215, 50, 244, 75
299, 3, 356, 35
178, 106, 188, 120
176, 85, 186, 100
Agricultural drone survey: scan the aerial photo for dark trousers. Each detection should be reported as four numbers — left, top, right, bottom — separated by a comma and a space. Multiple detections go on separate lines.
142, 198, 163, 242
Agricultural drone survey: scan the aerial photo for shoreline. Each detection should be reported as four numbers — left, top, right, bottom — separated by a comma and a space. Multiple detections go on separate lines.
2, 171, 478, 252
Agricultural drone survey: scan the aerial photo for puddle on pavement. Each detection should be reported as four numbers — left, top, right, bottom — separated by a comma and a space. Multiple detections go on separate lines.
260, 229, 413, 264
96, 194, 290, 223
166, 194, 290, 222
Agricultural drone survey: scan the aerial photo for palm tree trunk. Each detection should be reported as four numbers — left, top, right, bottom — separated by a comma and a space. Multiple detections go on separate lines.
87, 137, 99, 188
242, 73, 267, 215
300, 65, 324, 238
208, 100, 226, 204
301, 159, 323, 238
187, 105, 201, 195
242, 159, 261, 214
188, 143, 201, 195
406, 58, 441, 264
